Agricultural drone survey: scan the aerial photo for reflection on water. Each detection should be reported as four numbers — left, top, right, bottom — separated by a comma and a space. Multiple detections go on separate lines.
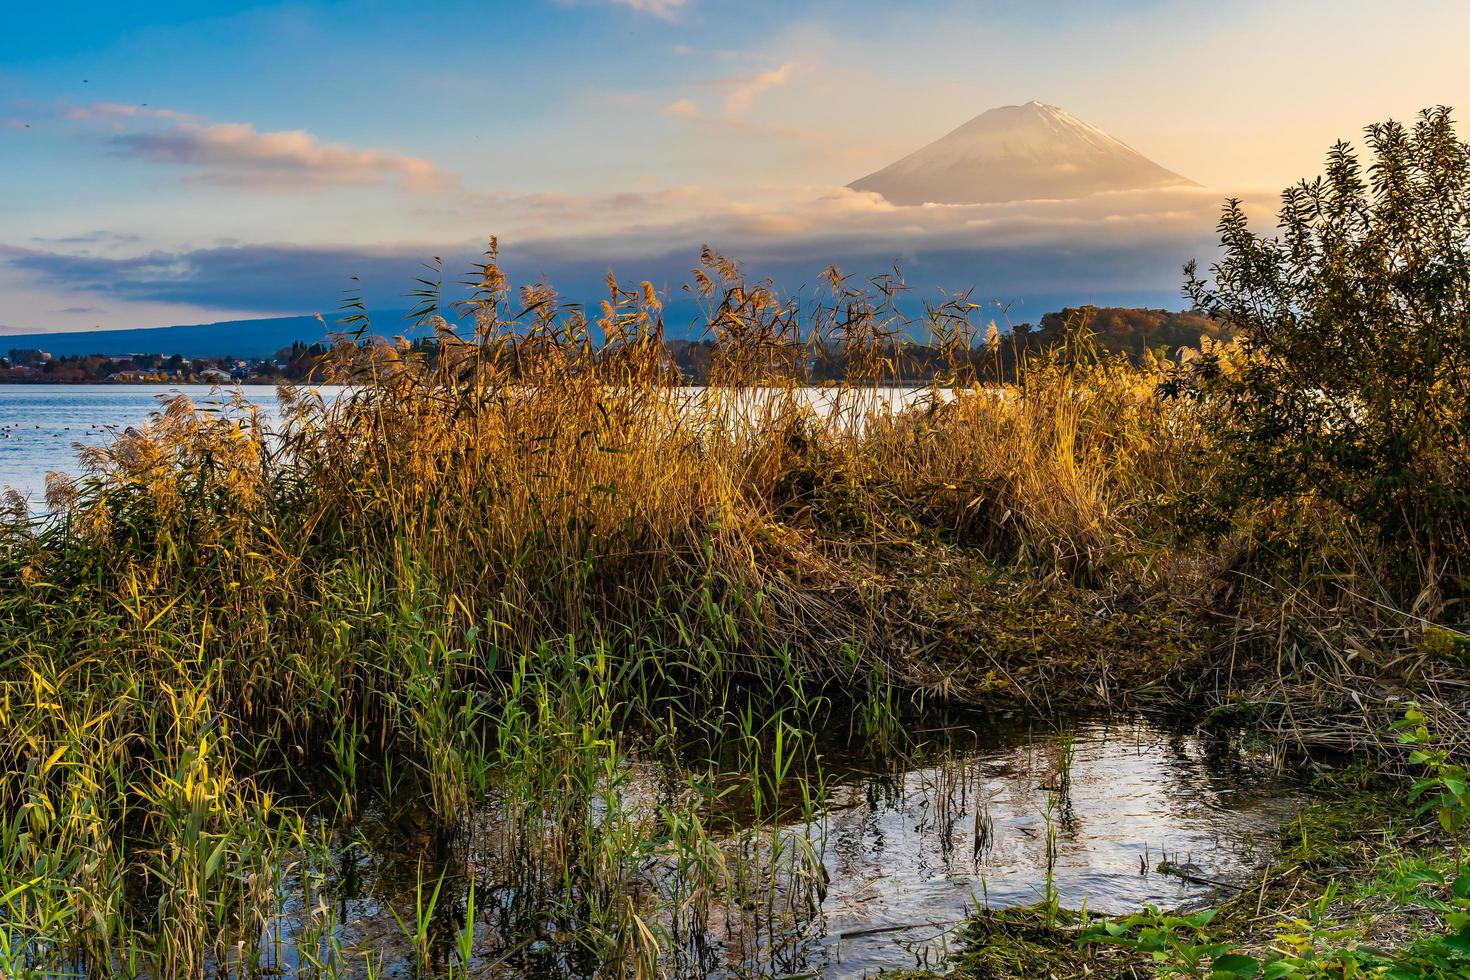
271, 716, 1300, 979
809, 720, 1294, 974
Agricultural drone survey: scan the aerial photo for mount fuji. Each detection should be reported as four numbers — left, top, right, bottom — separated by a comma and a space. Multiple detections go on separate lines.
850, 101, 1197, 206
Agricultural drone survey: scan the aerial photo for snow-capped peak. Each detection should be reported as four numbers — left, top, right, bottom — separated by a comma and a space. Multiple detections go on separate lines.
849, 101, 1197, 206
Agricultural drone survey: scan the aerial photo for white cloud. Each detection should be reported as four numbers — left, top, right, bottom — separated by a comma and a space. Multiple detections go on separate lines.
661, 63, 817, 140
608, 0, 689, 19
518, 183, 1233, 261
433, 175, 1237, 272
64, 103, 457, 194
723, 63, 794, 117
65, 103, 198, 125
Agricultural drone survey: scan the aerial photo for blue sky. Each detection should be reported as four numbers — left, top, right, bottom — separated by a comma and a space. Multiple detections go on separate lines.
4, 0, 1469, 332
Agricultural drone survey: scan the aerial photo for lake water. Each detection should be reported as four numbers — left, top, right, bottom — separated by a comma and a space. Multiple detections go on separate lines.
0, 384, 292, 506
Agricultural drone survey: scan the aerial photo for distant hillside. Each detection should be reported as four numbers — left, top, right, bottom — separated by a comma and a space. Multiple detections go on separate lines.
1, 303, 691, 360
666, 306, 1228, 383
1032, 306, 1232, 357
3, 315, 346, 360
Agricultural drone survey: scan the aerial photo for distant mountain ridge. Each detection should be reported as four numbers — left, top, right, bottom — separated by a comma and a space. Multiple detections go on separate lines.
0, 305, 704, 360
3, 315, 348, 361
0, 303, 710, 360
850, 101, 1197, 206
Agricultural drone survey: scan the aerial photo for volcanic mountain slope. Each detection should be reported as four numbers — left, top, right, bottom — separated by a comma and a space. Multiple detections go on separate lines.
850, 100, 1197, 206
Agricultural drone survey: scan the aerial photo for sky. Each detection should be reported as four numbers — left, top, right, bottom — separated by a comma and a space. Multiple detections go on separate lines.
3, 0, 1468, 333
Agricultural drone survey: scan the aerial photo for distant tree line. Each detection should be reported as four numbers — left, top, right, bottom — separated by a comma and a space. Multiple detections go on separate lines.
0, 345, 333, 383
666, 306, 1229, 384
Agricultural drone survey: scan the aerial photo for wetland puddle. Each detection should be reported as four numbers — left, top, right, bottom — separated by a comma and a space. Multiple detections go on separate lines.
266, 715, 1303, 978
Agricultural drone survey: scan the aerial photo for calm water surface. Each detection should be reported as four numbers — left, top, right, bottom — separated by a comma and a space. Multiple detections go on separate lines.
0, 384, 295, 504
276, 717, 1302, 978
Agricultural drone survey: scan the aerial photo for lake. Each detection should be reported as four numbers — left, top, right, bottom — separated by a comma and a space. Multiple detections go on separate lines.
0, 384, 295, 506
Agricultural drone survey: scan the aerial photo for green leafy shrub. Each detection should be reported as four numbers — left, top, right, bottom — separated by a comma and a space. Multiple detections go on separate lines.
1179, 107, 1470, 576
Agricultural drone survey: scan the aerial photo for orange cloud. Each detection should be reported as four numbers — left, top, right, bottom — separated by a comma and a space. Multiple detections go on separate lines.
663, 98, 701, 120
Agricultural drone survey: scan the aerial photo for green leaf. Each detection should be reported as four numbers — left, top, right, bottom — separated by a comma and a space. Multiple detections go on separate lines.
1211, 952, 1261, 977
205, 838, 229, 880
1191, 908, 1220, 926
1402, 867, 1446, 886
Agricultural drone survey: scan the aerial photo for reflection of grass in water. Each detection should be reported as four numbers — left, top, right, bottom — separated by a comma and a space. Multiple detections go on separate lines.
1057, 725, 1076, 796
1041, 791, 1061, 926
279, 649, 844, 977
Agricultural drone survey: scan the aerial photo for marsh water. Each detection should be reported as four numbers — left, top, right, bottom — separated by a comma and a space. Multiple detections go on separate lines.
260, 715, 1301, 978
